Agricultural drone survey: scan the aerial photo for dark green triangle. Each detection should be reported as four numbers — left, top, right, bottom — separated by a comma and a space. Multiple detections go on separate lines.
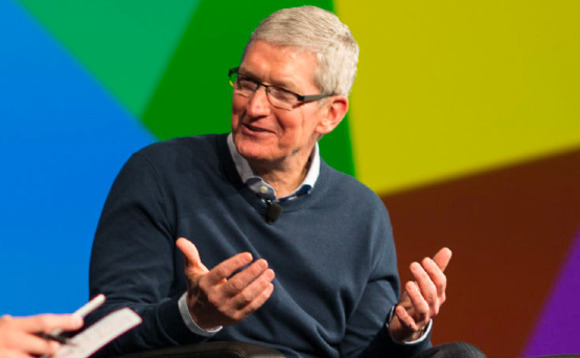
17, 0, 200, 117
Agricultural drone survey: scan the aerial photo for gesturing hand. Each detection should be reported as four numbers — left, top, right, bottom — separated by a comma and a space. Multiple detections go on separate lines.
389, 247, 452, 342
176, 238, 275, 330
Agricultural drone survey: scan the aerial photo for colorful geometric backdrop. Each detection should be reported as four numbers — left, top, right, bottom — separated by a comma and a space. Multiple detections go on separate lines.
1, 1, 579, 357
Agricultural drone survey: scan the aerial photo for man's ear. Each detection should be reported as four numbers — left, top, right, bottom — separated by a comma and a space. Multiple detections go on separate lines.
316, 95, 349, 135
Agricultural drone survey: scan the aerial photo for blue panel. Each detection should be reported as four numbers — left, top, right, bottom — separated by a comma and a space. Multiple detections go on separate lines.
0, 0, 156, 315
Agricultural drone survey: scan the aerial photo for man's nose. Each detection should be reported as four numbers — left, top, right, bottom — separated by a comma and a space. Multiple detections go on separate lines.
247, 85, 272, 115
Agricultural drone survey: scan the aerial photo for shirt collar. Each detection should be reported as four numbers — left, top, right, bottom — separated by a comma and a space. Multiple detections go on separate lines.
227, 133, 320, 200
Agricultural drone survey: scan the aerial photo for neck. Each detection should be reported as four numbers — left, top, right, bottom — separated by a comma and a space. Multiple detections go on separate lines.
250, 149, 313, 198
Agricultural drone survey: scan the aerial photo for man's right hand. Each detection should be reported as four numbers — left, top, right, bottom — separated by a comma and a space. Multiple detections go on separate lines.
176, 237, 275, 330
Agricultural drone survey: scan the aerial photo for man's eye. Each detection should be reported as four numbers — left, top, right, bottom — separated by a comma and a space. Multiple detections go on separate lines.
269, 87, 296, 101
237, 78, 258, 91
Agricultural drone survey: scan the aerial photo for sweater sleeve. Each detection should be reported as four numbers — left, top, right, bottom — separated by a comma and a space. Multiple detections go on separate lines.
339, 197, 432, 358
86, 153, 207, 356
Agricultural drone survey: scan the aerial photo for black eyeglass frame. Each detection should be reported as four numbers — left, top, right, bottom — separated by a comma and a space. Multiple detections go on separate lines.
228, 67, 335, 106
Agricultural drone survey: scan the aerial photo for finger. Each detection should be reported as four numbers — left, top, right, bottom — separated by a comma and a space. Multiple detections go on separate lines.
12, 314, 83, 334
205, 252, 254, 286
0, 351, 34, 358
396, 290, 412, 311
1, 325, 61, 356
432, 247, 452, 272
223, 259, 270, 296
176, 238, 209, 274
16, 334, 60, 356
410, 262, 437, 312
394, 304, 419, 332
405, 281, 430, 326
422, 257, 447, 300
235, 281, 275, 321
231, 268, 275, 308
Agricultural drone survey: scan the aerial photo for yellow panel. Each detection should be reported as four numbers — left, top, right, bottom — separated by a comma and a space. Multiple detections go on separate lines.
335, 0, 580, 194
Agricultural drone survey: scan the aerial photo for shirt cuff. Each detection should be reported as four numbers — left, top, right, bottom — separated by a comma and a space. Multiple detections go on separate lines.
178, 292, 222, 336
385, 306, 432, 345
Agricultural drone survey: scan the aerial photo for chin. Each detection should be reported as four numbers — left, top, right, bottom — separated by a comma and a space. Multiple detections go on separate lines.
235, 139, 267, 161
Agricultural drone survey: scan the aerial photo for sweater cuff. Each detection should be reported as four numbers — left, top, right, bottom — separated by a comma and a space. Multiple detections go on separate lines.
178, 292, 223, 336
156, 295, 210, 345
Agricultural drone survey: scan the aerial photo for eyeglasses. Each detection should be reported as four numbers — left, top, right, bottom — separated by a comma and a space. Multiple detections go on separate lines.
228, 67, 334, 110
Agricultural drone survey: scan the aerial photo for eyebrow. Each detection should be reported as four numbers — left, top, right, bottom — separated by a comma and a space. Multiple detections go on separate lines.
238, 68, 301, 93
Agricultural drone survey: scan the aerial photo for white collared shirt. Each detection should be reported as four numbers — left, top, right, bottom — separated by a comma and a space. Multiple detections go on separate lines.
226, 133, 320, 201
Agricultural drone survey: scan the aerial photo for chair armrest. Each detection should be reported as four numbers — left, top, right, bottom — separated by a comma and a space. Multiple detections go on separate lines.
115, 341, 285, 358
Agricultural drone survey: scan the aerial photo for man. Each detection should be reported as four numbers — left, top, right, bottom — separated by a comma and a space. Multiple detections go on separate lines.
0, 314, 83, 358
88, 6, 484, 358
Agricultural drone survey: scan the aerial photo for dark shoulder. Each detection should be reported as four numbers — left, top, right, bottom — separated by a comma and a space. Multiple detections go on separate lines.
319, 161, 387, 211
136, 134, 226, 162
119, 134, 230, 182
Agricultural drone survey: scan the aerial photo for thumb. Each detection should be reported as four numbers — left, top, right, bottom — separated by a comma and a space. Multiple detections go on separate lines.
176, 237, 209, 275
433, 247, 452, 272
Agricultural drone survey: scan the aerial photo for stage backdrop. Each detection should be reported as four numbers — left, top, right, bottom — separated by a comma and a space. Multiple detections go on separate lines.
1, 1, 579, 357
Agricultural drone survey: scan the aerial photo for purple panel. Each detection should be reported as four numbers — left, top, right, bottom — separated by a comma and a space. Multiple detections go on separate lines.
523, 224, 580, 356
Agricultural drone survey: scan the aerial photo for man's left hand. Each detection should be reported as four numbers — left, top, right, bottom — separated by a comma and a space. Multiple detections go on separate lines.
388, 247, 452, 342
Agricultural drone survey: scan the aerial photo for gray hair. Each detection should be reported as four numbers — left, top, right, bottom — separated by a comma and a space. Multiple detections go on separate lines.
243, 6, 359, 96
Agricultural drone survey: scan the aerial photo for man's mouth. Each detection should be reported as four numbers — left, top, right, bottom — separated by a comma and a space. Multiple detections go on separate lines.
243, 123, 273, 134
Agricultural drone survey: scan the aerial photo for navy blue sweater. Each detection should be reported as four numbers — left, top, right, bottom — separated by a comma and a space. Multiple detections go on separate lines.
88, 134, 431, 357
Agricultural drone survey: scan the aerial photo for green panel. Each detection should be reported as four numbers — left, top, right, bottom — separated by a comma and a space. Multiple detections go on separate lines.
18, 0, 200, 117
142, 0, 355, 176
319, 113, 355, 176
